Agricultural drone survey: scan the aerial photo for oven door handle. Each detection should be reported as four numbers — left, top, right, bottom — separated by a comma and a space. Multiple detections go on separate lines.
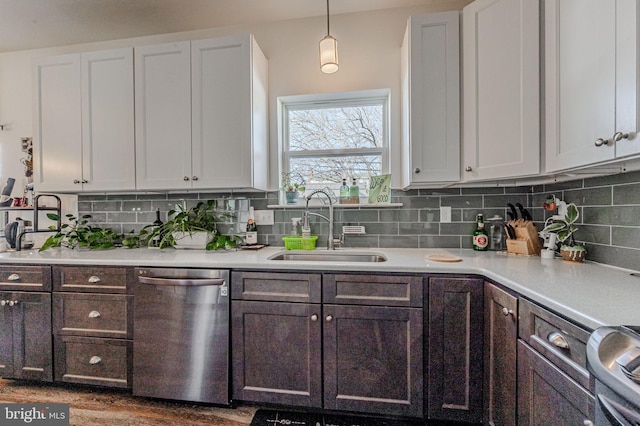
138, 276, 225, 287
598, 394, 640, 426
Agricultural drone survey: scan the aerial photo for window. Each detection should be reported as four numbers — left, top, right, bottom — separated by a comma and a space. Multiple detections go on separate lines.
279, 90, 389, 199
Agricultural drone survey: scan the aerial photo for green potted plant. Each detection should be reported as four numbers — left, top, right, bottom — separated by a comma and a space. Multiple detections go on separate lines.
281, 171, 306, 204
39, 213, 123, 251
143, 200, 241, 250
540, 202, 586, 262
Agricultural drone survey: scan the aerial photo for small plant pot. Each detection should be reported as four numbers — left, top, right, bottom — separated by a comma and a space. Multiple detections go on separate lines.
560, 246, 586, 262
285, 191, 298, 204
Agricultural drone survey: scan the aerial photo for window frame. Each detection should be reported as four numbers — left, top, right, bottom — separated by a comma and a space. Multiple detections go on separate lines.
277, 89, 390, 197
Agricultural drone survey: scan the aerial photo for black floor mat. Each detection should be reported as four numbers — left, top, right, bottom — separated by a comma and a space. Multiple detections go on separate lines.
250, 409, 422, 426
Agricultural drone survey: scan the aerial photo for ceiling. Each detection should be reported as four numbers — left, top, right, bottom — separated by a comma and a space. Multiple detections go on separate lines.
0, 0, 442, 54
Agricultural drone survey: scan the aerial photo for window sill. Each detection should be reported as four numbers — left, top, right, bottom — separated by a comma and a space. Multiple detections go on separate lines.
267, 202, 403, 209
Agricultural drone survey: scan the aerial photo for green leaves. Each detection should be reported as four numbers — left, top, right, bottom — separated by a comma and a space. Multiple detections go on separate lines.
39, 213, 123, 252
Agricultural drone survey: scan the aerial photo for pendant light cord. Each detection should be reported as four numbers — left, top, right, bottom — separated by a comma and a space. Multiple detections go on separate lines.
326, 0, 330, 35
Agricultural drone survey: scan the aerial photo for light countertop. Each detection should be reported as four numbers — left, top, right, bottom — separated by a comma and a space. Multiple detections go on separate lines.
2, 246, 639, 331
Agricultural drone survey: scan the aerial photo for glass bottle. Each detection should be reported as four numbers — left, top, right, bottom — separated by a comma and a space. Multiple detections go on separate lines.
349, 178, 360, 204
151, 208, 163, 247
339, 178, 350, 204
472, 213, 489, 251
246, 207, 258, 245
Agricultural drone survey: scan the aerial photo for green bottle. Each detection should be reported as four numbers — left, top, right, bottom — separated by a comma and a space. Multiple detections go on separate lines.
472, 213, 489, 251
349, 178, 360, 204
339, 178, 349, 204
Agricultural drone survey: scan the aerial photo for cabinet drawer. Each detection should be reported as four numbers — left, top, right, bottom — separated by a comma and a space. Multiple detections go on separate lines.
519, 298, 592, 391
54, 335, 132, 388
324, 274, 423, 307
517, 341, 594, 424
53, 293, 132, 339
0, 265, 51, 291
231, 271, 321, 303
53, 266, 132, 293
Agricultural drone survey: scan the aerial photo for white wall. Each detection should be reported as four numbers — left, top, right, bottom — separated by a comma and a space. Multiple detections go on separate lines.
0, 1, 471, 196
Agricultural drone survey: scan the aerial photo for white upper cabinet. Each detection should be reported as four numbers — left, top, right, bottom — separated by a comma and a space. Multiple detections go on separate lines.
134, 42, 192, 191
461, 0, 540, 182
545, 0, 640, 172
135, 34, 268, 191
33, 54, 82, 192
81, 49, 135, 191
401, 12, 460, 187
33, 48, 135, 192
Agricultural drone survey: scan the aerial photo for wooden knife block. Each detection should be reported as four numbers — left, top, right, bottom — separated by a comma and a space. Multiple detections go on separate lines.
506, 221, 542, 256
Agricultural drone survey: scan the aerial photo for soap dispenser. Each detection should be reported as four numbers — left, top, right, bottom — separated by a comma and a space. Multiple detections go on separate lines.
291, 218, 301, 236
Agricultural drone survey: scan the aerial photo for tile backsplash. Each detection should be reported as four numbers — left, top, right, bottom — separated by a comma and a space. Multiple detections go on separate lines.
78, 170, 640, 272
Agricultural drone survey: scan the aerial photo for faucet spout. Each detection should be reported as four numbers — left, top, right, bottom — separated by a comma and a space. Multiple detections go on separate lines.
303, 189, 336, 250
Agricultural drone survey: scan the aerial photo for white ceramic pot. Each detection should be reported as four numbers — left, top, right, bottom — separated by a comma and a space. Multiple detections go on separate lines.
172, 232, 212, 249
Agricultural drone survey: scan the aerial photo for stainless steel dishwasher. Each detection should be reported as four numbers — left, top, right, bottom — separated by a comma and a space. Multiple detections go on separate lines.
133, 267, 230, 405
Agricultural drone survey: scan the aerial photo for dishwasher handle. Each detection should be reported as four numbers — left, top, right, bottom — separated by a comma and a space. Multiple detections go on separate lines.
138, 276, 225, 287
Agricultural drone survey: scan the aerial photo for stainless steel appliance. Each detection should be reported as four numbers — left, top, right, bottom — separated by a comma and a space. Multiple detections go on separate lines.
587, 326, 640, 425
133, 268, 230, 405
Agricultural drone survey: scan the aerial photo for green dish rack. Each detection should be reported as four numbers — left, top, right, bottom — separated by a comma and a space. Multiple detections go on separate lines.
282, 236, 318, 250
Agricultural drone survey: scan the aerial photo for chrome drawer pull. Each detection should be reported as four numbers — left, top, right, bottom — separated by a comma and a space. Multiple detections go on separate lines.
8, 300, 18, 307
88, 310, 101, 318
89, 356, 102, 365
7, 273, 20, 281
0, 300, 6, 306
88, 275, 101, 283
502, 307, 514, 317
311, 314, 318, 321
548, 332, 569, 349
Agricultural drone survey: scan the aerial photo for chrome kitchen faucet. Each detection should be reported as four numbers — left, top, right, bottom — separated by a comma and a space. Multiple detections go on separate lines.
303, 189, 340, 250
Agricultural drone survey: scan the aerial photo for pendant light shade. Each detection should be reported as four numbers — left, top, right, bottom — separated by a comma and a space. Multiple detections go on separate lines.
319, 0, 338, 73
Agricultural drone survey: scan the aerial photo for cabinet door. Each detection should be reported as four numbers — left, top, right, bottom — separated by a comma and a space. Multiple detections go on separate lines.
0, 296, 14, 378
135, 42, 192, 190
401, 12, 460, 187
81, 48, 135, 191
33, 54, 82, 192
323, 304, 423, 418
462, 0, 540, 181
484, 282, 518, 426
545, 0, 616, 171
517, 341, 595, 425
231, 301, 322, 408
191, 35, 268, 190
0, 291, 52, 381
428, 277, 483, 423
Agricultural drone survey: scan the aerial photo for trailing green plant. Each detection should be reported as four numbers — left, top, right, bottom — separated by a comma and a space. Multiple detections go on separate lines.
143, 200, 242, 250
540, 202, 581, 247
39, 213, 123, 251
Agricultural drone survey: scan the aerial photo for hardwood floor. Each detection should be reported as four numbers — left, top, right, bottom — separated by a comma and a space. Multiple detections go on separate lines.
0, 379, 255, 425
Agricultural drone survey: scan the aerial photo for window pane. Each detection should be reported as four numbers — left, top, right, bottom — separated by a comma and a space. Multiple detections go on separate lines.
290, 154, 381, 196
288, 105, 383, 151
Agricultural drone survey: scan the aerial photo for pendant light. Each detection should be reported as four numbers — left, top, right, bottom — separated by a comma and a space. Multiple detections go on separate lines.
319, 0, 338, 73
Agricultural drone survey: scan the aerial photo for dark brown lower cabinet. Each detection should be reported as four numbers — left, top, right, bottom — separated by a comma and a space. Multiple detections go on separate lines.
231, 300, 323, 407
428, 276, 484, 423
517, 341, 595, 425
484, 282, 518, 425
0, 291, 52, 381
323, 304, 423, 418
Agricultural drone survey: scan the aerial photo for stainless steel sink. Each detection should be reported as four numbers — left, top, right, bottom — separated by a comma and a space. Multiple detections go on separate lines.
268, 251, 387, 263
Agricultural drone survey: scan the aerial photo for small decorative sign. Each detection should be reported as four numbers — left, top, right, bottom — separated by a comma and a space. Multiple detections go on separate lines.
368, 174, 391, 204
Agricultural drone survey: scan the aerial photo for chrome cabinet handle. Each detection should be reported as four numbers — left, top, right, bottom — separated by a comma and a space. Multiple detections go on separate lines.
613, 132, 629, 142
583, 421, 593, 426
465, 166, 472, 172
183, 176, 190, 181
88, 275, 101, 283
192, 176, 198, 181
326, 315, 333, 322
88, 310, 101, 318
89, 356, 102, 365
0, 300, 6, 306
81, 179, 88, 184
8, 273, 20, 281
502, 307, 514, 317
548, 331, 569, 349
414, 167, 421, 174
73, 179, 81, 184
595, 138, 610, 147
311, 314, 318, 321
